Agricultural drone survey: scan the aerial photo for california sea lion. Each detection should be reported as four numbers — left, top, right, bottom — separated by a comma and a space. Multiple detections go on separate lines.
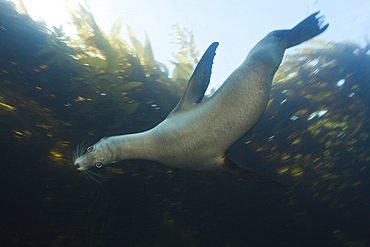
74, 12, 328, 187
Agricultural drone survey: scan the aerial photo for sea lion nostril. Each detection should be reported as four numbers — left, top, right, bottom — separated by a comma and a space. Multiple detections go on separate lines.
75, 163, 80, 168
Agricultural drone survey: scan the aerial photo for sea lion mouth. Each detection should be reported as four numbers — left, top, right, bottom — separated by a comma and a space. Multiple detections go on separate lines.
74, 162, 84, 171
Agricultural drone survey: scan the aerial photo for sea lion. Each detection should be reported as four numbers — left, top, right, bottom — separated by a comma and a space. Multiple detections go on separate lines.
73, 12, 328, 187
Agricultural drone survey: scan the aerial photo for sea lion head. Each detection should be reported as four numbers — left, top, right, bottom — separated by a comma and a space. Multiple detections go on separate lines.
73, 137, 117, 171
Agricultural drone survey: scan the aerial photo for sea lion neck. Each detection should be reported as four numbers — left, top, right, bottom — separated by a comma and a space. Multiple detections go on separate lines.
106, 131, 158, 162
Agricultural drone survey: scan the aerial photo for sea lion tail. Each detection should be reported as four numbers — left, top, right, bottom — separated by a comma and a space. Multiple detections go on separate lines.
282, 11, 329, 49
221, 154, 287, 188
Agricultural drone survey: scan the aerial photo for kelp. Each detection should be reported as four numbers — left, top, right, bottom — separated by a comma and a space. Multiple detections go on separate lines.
66, 0, 119, 74
0, 0, 71, 148
60, 1, 197, 100
169, 24, 199, 95
0, 0, 196, 166
1, 0, 200, 132
0, 0, 50, 67
243, 39, 370, 227
3, 0, 198, 108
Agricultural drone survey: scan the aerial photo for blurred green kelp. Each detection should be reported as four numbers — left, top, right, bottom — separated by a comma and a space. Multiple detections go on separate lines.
63, 1, 198, 97
169, 24, 199, 93
0, 0, 198, 166
151, 40, 370, 247
244, 39, 370, 221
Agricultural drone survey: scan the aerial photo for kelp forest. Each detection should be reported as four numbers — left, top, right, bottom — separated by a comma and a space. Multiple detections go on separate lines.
0, 0, 369, 246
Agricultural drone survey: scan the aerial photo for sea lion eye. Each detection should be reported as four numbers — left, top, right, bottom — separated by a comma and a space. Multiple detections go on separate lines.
87, 146, 94, 153
95, 162, 103, 168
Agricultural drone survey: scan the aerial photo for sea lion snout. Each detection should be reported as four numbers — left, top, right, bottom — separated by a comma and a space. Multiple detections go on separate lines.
74, 160, 86, 171
73, 152, 89, 170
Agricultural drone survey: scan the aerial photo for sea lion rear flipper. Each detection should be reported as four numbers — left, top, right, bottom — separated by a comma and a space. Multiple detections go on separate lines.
221, 154, 287, 188
277, 11, 329, 49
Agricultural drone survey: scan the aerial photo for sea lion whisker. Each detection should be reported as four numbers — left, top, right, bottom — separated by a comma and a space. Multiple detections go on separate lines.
78, 142, 89, 157
78, 170, 88, 181
86, 169, 111, 179
83, 170, 101, 183
73, 142, 90, 162
72, 150, 79, 163
81, 171, 88, 180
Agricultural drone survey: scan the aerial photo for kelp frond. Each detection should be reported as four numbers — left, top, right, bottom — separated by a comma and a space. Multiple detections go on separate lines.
2, 0, 199, 118
168, 24, 200, 95
17, 0, 28, 15
276, 40, 370, 89
170, 24, 199, 66
66, 0, 119, 74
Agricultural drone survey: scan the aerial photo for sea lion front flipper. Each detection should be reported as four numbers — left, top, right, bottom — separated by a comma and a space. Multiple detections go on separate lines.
168, 42, 219, 117
221, 154, 287, 188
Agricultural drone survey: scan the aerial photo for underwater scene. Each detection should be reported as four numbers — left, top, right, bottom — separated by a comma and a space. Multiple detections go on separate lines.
0, 0, 369, 246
